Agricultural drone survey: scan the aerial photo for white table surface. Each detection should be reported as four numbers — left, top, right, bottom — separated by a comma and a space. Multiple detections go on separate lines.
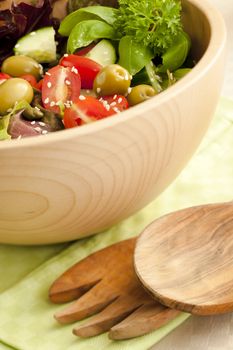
211, 0, 233, 99
151, 1, 233, 349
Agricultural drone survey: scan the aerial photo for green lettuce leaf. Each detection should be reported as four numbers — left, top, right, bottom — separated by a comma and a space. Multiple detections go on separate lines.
0, 114, 11, 141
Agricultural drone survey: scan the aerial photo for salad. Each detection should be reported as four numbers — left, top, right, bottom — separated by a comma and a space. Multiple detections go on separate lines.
0, 0, 192, 140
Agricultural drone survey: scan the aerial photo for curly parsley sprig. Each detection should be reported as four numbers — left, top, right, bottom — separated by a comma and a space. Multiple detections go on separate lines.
113, 0, 182, 55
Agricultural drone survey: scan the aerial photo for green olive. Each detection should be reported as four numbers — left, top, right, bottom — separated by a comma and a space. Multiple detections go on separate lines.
127, 85, 156, 106
93, 64, 131, 96
0, 78, 34, 115
1, 55, 42, 80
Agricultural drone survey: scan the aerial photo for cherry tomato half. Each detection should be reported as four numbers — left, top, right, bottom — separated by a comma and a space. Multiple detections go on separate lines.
63, 96, 115, 128
20, 74, 38, 88
60, 55, 102, 89
99, 95, 129, 113
42, 65, 81, 113
36, 79, 43, 91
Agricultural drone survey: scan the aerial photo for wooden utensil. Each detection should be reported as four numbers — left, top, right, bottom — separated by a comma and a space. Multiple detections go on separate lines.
49, 238, 180, 340
135, 202, 233, 316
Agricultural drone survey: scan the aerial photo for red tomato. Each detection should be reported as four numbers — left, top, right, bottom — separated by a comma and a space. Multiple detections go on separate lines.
20, 74, 38, 88
75, 43, 96, 56
42, 65, 81, 113
60, 55, 102, 89
0, 72, 10, 84
63, 96, 115, 128
99, 95, 129, 112
36, 79, 43, 90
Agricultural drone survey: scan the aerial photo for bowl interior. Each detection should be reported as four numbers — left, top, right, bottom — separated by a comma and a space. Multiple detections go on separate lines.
0, 0, 219, 151
182, 0, 211, 61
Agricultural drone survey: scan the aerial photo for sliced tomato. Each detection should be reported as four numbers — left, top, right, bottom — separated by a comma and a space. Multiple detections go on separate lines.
20, 74, 38, 88
60, 55, 102, 89
99, 95, 129, 113
41, 65, 81, 113
0, 72, 10, 84
36, 79, 43, 91
63, 96, 115, 128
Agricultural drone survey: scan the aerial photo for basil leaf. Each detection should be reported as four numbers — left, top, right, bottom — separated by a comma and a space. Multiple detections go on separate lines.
158, 31, 191, 73
67, 20, 116, 53
59, 6, 118, 36
68, 0, 118, 13
118, 36, 154, 76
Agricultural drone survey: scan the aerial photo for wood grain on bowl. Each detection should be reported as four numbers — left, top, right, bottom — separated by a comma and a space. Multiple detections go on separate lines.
0, 0, 226, 244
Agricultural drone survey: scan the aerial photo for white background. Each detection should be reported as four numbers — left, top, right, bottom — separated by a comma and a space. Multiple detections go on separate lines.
211, 0, 233, 99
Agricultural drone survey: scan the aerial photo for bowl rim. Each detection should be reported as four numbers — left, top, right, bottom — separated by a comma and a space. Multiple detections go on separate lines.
0, 0, 226, 151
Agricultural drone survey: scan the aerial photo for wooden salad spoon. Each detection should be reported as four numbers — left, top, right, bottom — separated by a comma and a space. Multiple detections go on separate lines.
49, 238, 180, 340
49, 201, 233, 339
135, 201, 233, 315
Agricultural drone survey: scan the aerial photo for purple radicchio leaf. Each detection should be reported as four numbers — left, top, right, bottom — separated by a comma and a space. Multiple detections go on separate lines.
8, 110, 52, 139
12, 0, 54, 34
0, 10, 26, 39
0, 0, 55, 64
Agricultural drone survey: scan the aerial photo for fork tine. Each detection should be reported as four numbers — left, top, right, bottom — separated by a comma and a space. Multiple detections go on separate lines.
54, 281, 119, 324
49, 258, 106, 304
49, 279, 101, 304
49, 238, 136, 304
73, 294, 142, 337
109, 303, 181, 340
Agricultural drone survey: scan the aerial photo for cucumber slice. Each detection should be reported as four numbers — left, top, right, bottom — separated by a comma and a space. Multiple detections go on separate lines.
86, 39, 116, 66
14, 27, 57, 63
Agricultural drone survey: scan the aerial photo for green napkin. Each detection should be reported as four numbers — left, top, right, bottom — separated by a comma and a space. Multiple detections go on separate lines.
0, 96, 232, 350
0, 244, 68, 293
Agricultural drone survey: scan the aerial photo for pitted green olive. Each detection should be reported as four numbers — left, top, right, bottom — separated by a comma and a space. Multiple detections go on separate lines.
93, 64, 131, 96
1, 56, 42, 80
127, 84, 156, 106
0, 78, 34, 115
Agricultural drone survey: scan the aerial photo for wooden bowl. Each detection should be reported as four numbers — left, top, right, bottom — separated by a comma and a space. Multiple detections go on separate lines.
0, 0, 226, 244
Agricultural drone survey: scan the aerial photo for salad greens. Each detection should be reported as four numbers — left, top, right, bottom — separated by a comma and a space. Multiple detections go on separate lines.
0, 112, 11, 140
67, 19, 116, 53
118, 36, 154, 76
0, 0, 193, 141
0, 98, 64, 140
60, 0, 190, 76
158, 31, 191, 73
0, 100, 30, 141
59, 6, 118, 36
0, 0, 56, 65
68, 0, 118, 13
113, 0, 182, 54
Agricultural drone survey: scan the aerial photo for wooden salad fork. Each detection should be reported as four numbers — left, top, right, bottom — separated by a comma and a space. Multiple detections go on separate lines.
49, 238, 180, 340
